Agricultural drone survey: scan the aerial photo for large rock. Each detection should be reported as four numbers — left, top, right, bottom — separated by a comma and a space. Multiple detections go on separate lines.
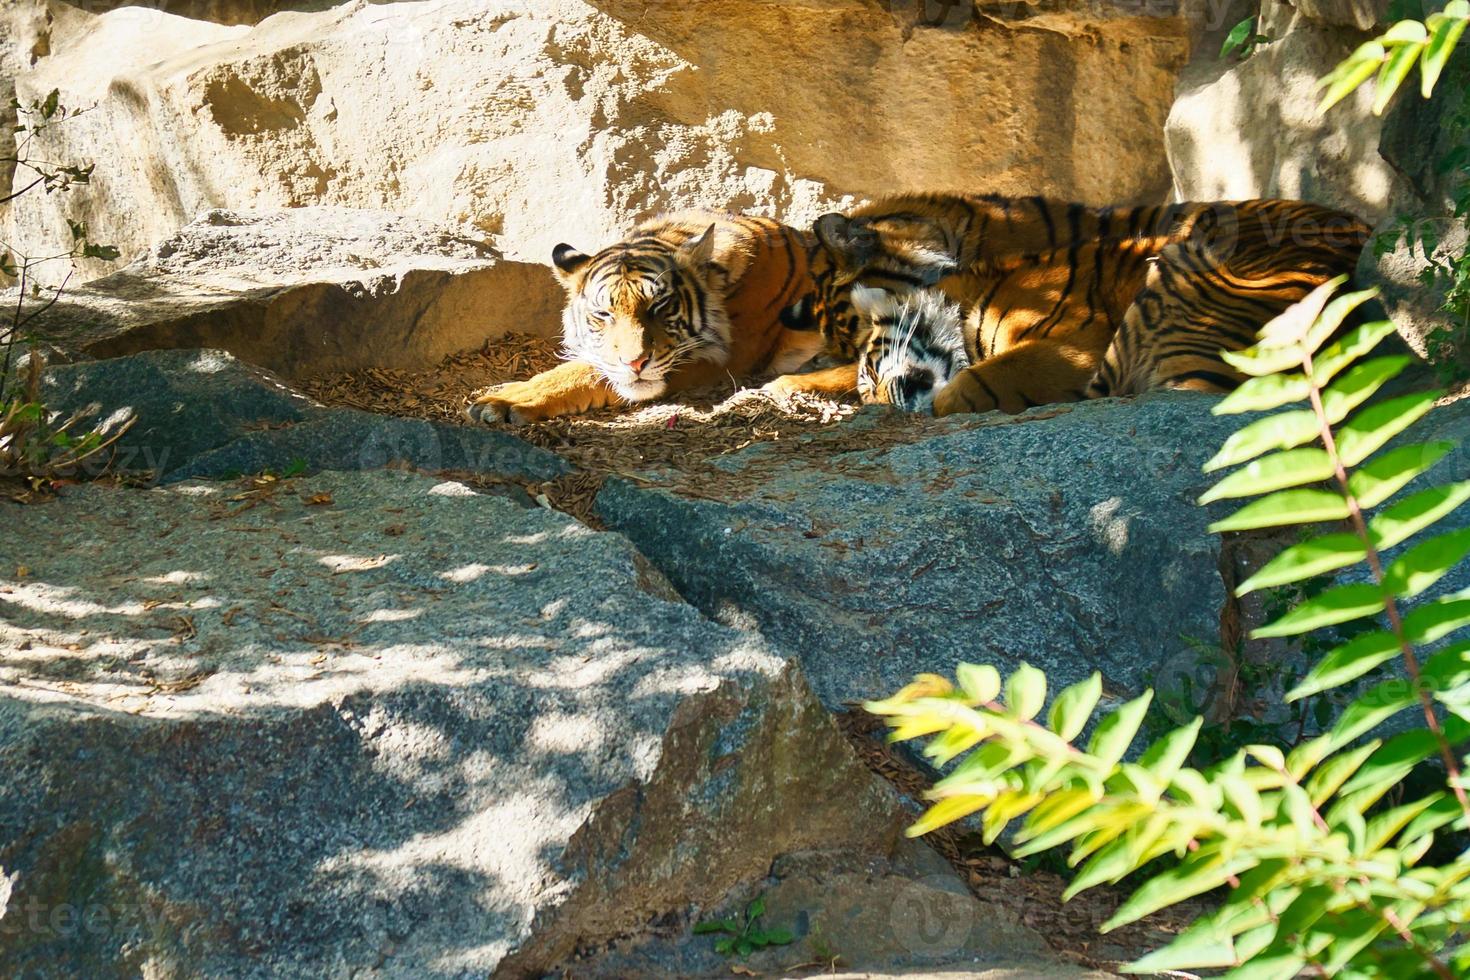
0, 470, 1063, 977
1166, 0, 1403, 223
22, 207, 564, 376
37, 347, 569, 489
5, 0, 1201, 287
597, 393, 1240, 709
1354, 56, 1470, 365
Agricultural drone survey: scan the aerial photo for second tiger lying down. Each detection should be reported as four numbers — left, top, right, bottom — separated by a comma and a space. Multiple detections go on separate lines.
799, 193, 1372, 415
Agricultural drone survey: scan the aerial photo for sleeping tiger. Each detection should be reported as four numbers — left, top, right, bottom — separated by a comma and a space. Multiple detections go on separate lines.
465, 210, 828, 425
790, 193, 1371, 415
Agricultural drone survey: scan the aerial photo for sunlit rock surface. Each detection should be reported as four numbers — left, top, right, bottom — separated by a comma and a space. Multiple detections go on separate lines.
1, 470, 978, 977
22, 208, 564, 376
3, 0, 1200, 287
1165, 0, 1402, 223
598, 393, 1241, 709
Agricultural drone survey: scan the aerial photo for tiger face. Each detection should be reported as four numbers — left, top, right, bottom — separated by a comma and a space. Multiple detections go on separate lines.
551, 224, 730, 402
851, 286, 969, 414
784, 212, 963, 360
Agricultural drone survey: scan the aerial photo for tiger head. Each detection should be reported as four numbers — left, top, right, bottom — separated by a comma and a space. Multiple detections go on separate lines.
783, 210, 962, 360
551, 224, 730, 402
851, 285, 969, 414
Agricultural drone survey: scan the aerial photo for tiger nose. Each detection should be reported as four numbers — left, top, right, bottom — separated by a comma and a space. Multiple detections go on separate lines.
626, 355, 649, 374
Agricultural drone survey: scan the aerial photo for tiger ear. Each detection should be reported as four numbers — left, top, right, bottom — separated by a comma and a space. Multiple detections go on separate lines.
551, 243, 591, 283
678, 223, 718, 268
850, 284, 896, 318
814, 213, 877, 272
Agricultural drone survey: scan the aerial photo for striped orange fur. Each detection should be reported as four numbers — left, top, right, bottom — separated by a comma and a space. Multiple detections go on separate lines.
800, 194, 1370, 415
465, 211, 825, 424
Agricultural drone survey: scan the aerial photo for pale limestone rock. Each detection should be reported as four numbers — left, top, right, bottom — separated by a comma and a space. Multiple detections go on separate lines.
1166, 0, 1403, 223
23, 207, 565, 377
5, 0, 1201, 287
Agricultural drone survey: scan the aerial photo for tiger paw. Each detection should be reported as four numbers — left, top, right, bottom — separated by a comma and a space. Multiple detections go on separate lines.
464, 384, 547, 426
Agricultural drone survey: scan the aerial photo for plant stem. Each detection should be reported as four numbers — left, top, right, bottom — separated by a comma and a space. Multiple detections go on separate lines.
1378, 905, 1456, 980
1, 258, 29, 407
1301, 350, 1470, 822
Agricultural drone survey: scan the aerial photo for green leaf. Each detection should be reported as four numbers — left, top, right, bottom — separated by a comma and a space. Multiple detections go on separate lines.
1287, 629, 1400, 700
1103, 849, 1251, 931
746, 896, 765, 921
1313, 320, 1400, 385
1308, 740, 1380, 805
735, 939, 753, 956
1287, 734, 1333, 779
1334, 390, 1440, 467
1065, 836, 1138, 899
1319, 355, 1412, 422
1422, 639, 1470, 694
1399, 792, 1464, 843
1245, 743, 1286, 771
908, 795, 990, 837
1220, 16, 1256, 58
41, 88, 58, 120
1364, 794, 1443, 851
1347, 441, 1457, 508
1251, 582, 1384, 639
1304, 287, 1379, 356
1372, 36, 1424, 114
1403, 594, 1470, 646
1213, 373, 1310, 415
1124, 926, 1236, 973
694, 919, 738, 935
1199, 448, 1334, 504
1370, 481, 1470, 550
1337, 729, 1439, 796
1209, 488, 1350, 533
1221, 343, 1309, 379
1423, 8, 1470, 96
714, 937, 734, 954
1258, 276, 1349, 350
1237, 533, 1366, 595
1330, 682, 1418, 748
1382, 526, 1470, 598
1088, 692, 1154, 768
761, 927, 794, 946
1204, 410, 1320, 472
1138, 718, 1202, 787
956, 662, 1001, 704
1318, 41, 1388, 113
1005, 663, 1046, 720
1226, 951, 1309, 980
1047, 672, 1101, 741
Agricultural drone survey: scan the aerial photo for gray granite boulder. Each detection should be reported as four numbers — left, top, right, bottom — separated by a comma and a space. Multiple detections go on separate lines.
597, 393, 1244, 709
37, 348, 567, 489
0, 470, 1005, 978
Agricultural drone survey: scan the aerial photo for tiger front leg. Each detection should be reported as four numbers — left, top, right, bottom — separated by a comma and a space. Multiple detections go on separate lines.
932, 340, 1099, 416
465, 361, 620, 425
763, 362, 860, 400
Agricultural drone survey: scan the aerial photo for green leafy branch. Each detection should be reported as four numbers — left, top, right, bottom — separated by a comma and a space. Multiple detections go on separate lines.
867, 279, 1470, 977
1318, 1, 1468, 114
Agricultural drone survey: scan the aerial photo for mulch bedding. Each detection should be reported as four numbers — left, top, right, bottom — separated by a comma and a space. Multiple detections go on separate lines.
296, 332, 1073, 525
299, 334, 1202, 972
